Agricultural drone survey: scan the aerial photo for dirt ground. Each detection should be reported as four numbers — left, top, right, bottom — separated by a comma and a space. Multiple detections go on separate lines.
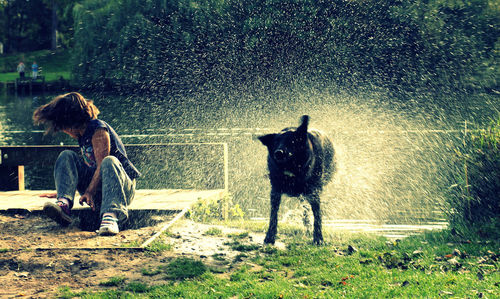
0, 212, 276, 298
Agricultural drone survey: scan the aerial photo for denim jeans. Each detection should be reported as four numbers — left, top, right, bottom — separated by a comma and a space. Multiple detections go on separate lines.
54, 150, 135, 223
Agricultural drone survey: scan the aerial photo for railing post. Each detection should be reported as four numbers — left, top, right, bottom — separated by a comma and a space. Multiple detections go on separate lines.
223, 143, 229, 193
18, 165, 25, 191
223, 143, 229, 220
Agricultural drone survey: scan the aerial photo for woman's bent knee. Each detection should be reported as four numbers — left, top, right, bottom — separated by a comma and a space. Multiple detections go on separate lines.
57, 150, 79, 161
101, 156, 120, 168
55, 150, 79, 168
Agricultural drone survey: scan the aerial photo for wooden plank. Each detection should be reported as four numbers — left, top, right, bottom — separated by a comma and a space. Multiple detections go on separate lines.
0, 189, 225, 212
140, 207, 189, 248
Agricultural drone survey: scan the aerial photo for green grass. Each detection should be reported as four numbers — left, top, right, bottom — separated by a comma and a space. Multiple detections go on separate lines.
0, 49, 71, 82
163, 257, 208, 280
203, 227, 223, 236
144, 237, 173, 253
99, 276, 127, 287
227, 231, 250, 239
59, 226, 499, 298
141, 266, 163, 276
143, 234, 498, 298
124, 281, 150, 293
0, 71, 71, 82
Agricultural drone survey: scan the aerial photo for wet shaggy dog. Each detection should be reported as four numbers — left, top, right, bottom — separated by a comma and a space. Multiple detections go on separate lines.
258, 115, 335, 245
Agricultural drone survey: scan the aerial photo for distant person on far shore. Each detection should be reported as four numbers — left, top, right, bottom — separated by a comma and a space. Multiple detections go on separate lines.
17, 61, 25, 78
32, 61, 39, 79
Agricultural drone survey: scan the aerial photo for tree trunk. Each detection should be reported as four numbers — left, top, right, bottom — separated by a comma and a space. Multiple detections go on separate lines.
6, 2, 13, 53
51, 1, 58, 50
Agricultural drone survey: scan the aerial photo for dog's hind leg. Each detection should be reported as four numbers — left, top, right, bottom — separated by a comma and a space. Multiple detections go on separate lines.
264, 190, 282, 245
308, 195, 324, 245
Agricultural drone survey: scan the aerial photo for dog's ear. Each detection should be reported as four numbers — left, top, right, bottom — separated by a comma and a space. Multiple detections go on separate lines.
258, 134, 276, 148
297, 115, 309, 136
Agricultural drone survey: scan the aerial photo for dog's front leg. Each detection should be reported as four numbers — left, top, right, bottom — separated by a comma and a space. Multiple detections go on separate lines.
308, 195, 324, 245
264, 190, 282, 245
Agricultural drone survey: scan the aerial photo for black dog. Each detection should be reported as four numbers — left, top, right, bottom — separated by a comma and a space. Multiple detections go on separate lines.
258, 115, 335, 245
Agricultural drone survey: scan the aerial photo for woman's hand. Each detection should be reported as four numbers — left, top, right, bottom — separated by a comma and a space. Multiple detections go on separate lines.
79, 193, 95, 211
39, 192, 57, 198
78, 128, 109, 213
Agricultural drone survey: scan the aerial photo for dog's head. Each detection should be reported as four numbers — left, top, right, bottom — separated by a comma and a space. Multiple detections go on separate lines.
258, 115, 312, 169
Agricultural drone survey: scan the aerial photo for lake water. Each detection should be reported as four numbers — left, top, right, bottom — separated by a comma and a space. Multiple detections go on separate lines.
1, 87, 497, 237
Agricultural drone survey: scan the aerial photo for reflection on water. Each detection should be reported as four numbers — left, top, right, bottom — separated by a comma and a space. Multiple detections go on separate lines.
0, 89, 497, 234
323, 219, 448, 239
251, 214, 448, 239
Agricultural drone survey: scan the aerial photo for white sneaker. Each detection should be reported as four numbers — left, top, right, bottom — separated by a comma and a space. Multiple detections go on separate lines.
98, 216, 119, 236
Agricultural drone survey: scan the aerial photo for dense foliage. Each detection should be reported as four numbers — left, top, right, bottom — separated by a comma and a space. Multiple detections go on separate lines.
0, 0, 75, 53
69, 0, 499, 92
449, 115, 500, 238
0, 0, 51, 52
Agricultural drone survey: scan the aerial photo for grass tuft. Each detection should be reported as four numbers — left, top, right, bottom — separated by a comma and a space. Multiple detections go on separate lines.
203, 227, 223, 236
163, 257, 208, 280
99, 276, 126, 287
141, 266, 162, 276
145, 237, 172, 253
125, 281, 150, 293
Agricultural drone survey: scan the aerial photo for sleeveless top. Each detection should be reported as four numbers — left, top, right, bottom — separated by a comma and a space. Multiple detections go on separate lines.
78, 119, 141, 179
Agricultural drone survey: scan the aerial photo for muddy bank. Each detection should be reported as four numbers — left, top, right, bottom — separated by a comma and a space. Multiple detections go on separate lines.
0, 213, 275, 298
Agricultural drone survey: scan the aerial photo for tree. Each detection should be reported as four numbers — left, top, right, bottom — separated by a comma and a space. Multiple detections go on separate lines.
42, 0, 76, 50
70, 0, 499, 92
0, 0, 51, 52
0, 0, 76, 53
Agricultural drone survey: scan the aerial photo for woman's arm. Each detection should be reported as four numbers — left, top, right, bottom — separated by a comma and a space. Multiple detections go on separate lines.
79, 128, 110, 210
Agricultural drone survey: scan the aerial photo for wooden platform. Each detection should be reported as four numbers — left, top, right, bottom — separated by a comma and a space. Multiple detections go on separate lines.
0, 189, 225, 250
0, 189, 225, 212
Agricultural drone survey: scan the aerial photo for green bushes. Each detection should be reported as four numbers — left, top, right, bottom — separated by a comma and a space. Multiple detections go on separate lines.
187, 193, 245, 222
448, 115, 499, 238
